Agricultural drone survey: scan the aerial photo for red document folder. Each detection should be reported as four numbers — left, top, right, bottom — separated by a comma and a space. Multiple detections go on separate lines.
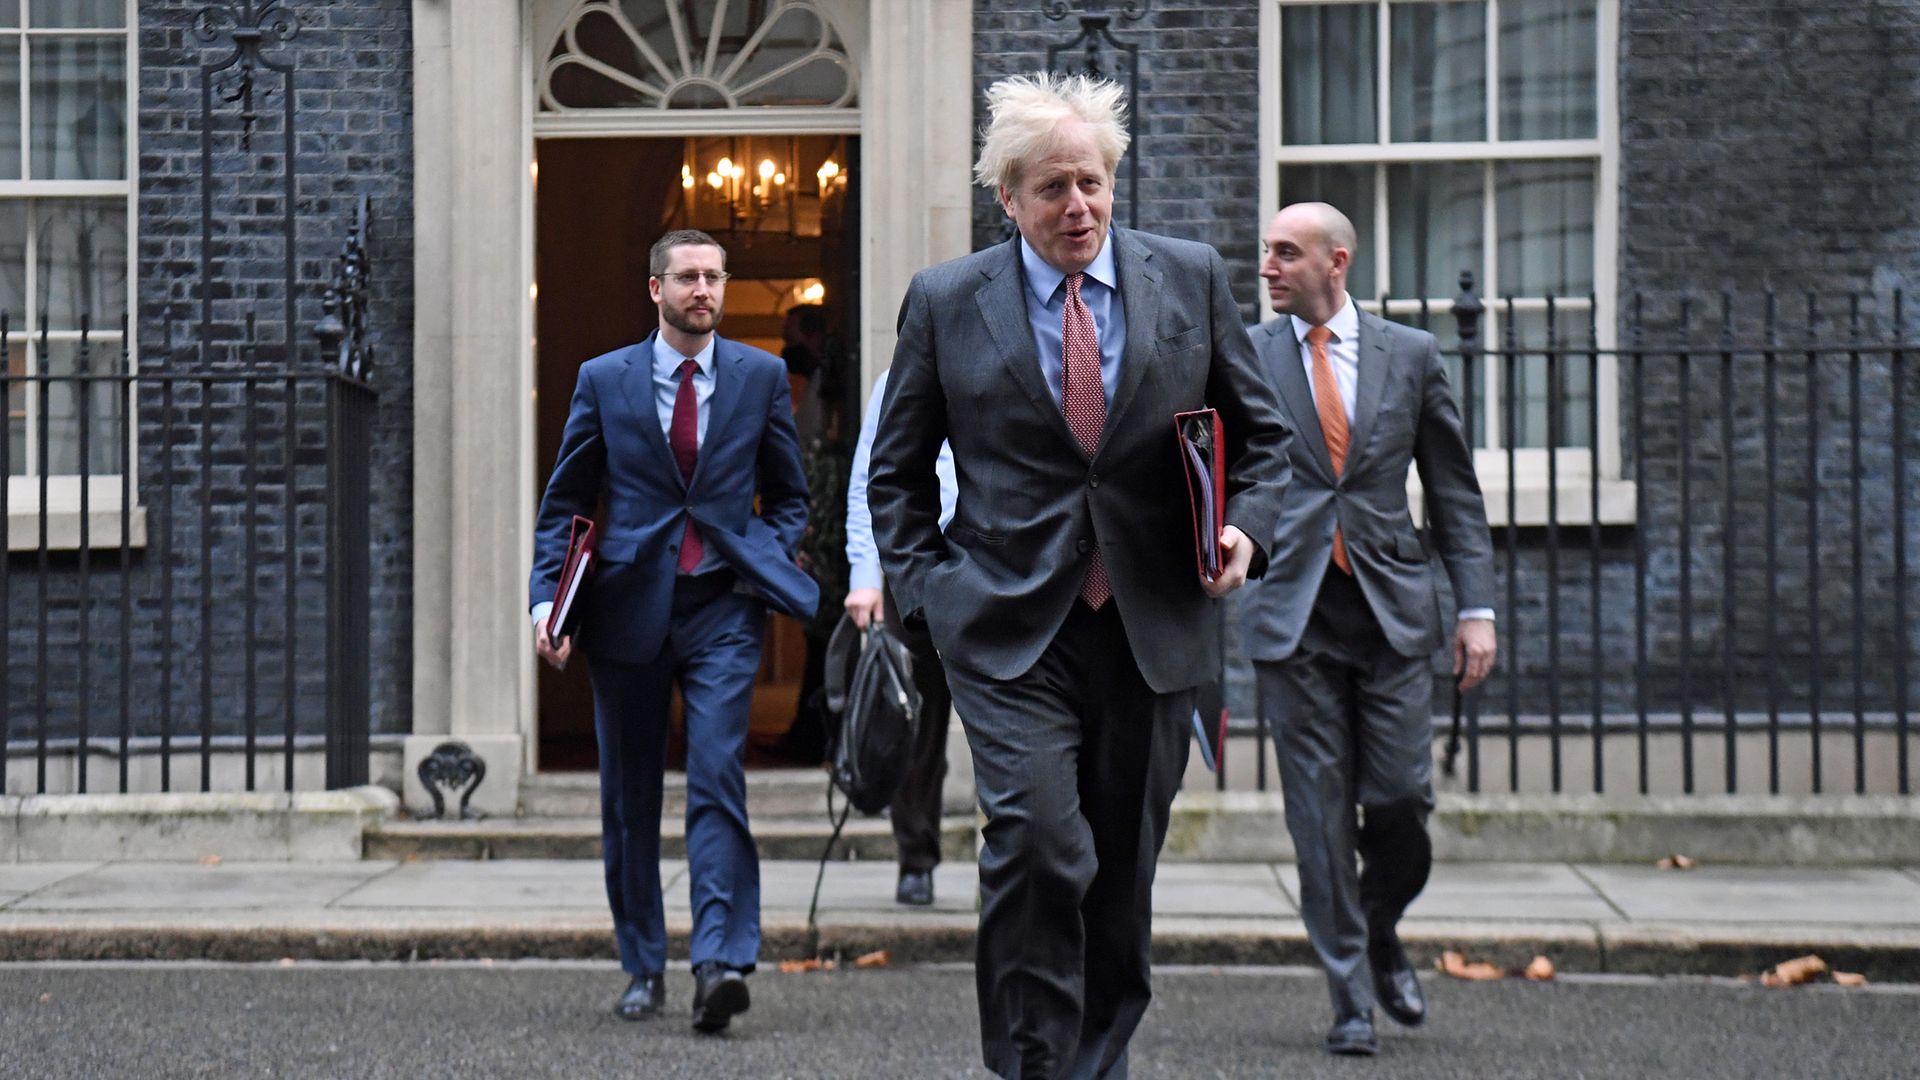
1174, 408, 1226, 582
546, 515, 597, 647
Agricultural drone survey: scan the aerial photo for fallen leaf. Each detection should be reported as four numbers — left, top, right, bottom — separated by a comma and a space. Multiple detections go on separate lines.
276, 958, 297, 968
1655, 854, 1696, 870
853, 950, 891, 969
37, 992, 51, 1003
1437, 950, 1505, 981
479, 958, 494, 968
1523, 955, 1555, 982
1760, 954, 1827, 988
778, 957, 825, 973
199, 854, 223, 866
1831, 971, 1868, 988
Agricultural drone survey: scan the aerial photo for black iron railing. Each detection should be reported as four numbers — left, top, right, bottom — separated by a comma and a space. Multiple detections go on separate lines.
1224, 279, 1915, 797
2, 317, 373, 795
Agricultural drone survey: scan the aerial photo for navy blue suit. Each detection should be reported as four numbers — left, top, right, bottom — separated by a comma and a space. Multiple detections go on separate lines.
531, 331, 817, 978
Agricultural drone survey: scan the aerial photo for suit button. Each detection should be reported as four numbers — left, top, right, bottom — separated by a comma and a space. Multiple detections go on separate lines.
1076, 538, 1091, 554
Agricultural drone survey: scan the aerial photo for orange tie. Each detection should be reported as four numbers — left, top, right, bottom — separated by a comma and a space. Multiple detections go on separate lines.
1306, 324, 1351, 575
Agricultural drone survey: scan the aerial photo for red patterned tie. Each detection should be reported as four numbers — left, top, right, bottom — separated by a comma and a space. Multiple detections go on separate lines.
1061, 272, 1111, 609
670, 358, 704, 573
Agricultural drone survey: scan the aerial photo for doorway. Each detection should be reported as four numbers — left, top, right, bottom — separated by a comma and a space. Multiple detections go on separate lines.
532, 133, 860, 773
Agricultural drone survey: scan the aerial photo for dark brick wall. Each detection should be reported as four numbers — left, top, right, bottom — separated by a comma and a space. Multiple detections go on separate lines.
4, 0, 413, 766
971, 0, 1265, 321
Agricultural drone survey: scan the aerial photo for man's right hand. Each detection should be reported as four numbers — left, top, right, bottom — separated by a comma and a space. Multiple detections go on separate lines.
535, 623, 573, 670
844, 587, 884, 629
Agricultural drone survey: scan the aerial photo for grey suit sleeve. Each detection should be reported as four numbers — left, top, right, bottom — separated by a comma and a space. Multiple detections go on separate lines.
1411, 334, 1497, 612
1203, 248, 1292, 579
868, 273, 949, 618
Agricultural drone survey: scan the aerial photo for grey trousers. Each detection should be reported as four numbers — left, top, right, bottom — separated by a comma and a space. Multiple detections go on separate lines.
1258, 569, 1435, 1019
946, 601, 1193, 1080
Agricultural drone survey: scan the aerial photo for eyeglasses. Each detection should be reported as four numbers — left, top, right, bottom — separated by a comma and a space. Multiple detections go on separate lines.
662, 270, 730, 288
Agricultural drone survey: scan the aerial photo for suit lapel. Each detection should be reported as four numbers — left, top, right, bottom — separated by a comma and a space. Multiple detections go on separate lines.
975, 239, 1083, 455
690, 336, 745, 492
1260, 322, 1337, 484
1347, 309, 1392, 475
619, 333, 685, 492
1101, 229, 1161, 453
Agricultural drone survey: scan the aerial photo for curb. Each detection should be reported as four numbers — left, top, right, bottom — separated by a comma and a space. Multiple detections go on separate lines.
4, 917, 1917, 980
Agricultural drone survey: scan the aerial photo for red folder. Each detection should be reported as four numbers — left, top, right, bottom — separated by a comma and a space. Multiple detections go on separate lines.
546, 515, 597, 646
1174, 408, 1226, 581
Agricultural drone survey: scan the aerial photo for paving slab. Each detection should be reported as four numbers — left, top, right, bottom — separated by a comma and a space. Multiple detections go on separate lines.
1152, 862, 1293, 918
332, 859, 610, 910
9, 861, 388, 911
1578, 865, 1920, 925
0, 863, 100, 907
1276, 862, 1619, 922
678, 860, 980, 915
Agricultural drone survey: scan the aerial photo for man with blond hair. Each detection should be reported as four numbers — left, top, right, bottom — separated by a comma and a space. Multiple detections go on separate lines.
870, 73, 1293, 1079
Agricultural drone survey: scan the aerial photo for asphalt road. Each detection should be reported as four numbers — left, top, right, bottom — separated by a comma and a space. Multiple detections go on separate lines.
2, 962, 1915, 1079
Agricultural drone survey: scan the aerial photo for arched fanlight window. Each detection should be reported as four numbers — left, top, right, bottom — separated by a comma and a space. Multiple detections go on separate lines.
540, 0, 857, 112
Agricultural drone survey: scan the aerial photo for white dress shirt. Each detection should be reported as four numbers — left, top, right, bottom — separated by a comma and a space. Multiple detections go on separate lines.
1292, 295, 1494, 624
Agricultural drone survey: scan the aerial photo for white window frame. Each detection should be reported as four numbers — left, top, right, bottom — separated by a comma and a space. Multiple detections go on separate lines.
1258, 0, 1631, 526
2, 0, 142, 550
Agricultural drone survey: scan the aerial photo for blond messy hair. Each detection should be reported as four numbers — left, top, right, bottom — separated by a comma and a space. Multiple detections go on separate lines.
973, 72, 1130, 194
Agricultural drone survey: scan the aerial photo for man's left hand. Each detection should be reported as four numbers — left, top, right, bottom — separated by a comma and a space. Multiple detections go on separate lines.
1201, 525, 1255, 599
1454, 618, 1497, 690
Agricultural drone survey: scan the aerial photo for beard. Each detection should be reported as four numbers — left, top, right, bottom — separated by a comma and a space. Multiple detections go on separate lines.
662, 299, 722, 337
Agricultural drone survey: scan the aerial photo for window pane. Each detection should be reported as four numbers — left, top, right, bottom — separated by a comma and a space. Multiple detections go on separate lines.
35, 197, 126, 330
30, 0, 123, 28
0, 4, 14, 28
5, 330, 20, 474
1495, 160, 1594, 296
1391, 1, 1485, 142
0, 40, 19, 178
0, 199, 22, 318
40, 336, 123, 476
1501, 0, 1597, 140
1503, 308, 1593, 448
1282, 4, 1377, 145
1278, 163, 1376, 299
1388, 163, 1482, 299
30, 37, 126, 180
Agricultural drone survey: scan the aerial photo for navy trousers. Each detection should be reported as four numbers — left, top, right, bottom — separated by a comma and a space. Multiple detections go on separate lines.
587, 572, 764, 978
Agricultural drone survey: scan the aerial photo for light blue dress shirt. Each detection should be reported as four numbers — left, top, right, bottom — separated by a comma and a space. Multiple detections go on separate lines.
846, 369, 956, 593
1019, 231, 1126, 410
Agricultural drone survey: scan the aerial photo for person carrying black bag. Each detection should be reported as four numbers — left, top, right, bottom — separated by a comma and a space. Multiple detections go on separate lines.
844, 367, 957, 906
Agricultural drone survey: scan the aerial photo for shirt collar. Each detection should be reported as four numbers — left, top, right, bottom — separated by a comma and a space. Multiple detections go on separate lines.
1290, 293, 1359, 348
1019, 229, 1121, 307
653, 331, 716, 376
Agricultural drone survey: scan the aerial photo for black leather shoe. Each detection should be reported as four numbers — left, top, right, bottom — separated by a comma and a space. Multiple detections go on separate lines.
1370, 934, 1428, 1028
896, 869, 934, 906
1325, 1012, 1378, 1056
613, 973, 665, 1021
691, 961, 750, 1033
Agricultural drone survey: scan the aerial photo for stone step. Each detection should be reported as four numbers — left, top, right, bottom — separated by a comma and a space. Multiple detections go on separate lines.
366, 814, 977, 863
520, 768, 974, 820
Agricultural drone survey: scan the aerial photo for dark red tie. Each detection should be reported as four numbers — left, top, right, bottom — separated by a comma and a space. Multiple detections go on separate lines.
670, 358, 703, 573
1061, 273, 1111, 609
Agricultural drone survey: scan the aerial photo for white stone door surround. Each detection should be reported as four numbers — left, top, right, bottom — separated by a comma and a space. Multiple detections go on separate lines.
405, 0, 973, 815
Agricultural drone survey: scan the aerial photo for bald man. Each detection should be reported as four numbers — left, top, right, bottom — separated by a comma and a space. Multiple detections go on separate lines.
1244, 203, 1497, 1055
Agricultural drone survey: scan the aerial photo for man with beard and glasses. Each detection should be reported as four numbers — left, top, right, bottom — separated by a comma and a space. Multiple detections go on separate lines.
530, 229, 817, 1033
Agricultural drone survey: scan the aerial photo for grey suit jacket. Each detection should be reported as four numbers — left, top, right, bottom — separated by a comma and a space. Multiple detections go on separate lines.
1244, 308, 1495, 661
869, 230, 1294, 694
